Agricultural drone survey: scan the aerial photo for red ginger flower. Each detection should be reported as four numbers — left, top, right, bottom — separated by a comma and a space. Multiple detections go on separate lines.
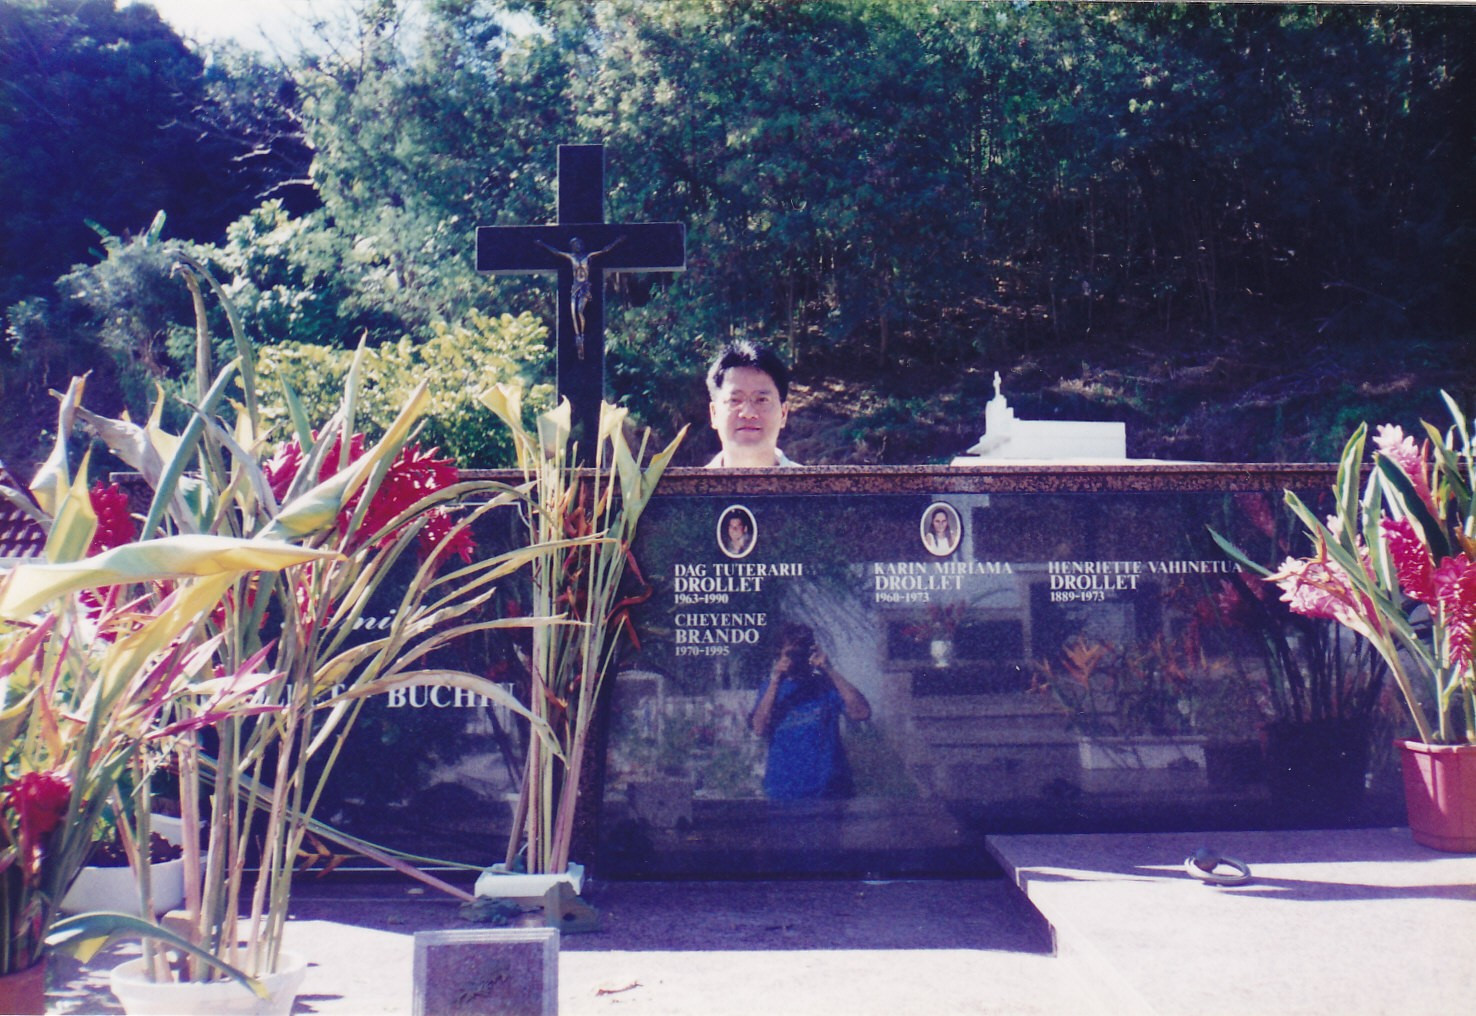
3, 770, 72, 880
87, 481, 136, 554
263, 432, 368, 503
420, 508, 476, 566
1383, 516, 1438, 604
1374, 424, 1437, 517
1433, 556, 1476, 671
263, 438, 306, 503
262, 433, 473, 565
355, 444, 456, 544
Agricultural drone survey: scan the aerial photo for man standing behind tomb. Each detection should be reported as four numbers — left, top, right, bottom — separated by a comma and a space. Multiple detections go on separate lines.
705, 340, 800, 467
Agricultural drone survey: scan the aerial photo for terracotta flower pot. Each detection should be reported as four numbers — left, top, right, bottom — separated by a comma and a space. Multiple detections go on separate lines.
0, 957, 47, 1016
1397, 739, 1476, 852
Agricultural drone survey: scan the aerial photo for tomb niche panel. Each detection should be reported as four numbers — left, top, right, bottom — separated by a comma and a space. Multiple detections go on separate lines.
300, 465, 1404, 879
598, 466, 1404, 878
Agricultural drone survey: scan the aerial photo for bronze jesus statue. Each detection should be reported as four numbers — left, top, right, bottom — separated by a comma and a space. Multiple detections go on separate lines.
535, 235, 626, 358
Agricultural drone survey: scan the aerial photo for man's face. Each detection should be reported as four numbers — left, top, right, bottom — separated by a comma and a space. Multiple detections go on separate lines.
709, 366, 788, 462
726, 515, 749, 548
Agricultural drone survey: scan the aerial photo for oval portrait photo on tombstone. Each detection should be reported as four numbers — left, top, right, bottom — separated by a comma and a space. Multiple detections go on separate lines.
718, 505, 757, 559
920, 502, 961, 557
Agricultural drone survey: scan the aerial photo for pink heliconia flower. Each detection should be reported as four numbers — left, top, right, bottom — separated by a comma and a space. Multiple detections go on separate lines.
1432, 555, 1476, 671
1382, 516, 1437, 604
1374, 424, 1436, 516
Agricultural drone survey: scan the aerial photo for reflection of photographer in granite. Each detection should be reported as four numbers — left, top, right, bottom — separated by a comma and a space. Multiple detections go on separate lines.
749, 623, 871, 799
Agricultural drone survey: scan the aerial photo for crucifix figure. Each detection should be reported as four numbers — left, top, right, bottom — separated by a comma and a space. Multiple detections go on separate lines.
534, 235, 625, 358
477, 145, 685, 457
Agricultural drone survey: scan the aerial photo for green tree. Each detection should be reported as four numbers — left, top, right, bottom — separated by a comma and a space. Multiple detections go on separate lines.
12, 0, 1465, 471
280, 0, 583, 345
0, 1, 292, 313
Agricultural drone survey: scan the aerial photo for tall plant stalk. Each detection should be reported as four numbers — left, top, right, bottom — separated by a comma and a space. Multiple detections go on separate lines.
481, 386, 684, 875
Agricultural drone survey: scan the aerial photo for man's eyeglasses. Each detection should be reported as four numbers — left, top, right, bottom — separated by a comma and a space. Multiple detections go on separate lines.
716, 394, 779, 412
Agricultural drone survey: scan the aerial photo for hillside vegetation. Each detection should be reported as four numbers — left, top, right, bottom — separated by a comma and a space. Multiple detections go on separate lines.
1, 1, 1470, 472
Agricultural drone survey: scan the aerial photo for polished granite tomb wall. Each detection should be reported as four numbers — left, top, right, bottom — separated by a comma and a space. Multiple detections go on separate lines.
306, 464, 1408, 877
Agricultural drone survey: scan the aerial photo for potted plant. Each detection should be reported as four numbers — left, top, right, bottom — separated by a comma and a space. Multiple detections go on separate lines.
25, 259, 552, 1012
477, 385, 683, 894
1219, 392, 1476, 850
58, 808, 186, 919
0, 388, 339, 1014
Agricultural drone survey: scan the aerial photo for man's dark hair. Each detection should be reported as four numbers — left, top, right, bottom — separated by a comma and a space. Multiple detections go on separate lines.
778, 621, 816, 656
706, 340, 790, 402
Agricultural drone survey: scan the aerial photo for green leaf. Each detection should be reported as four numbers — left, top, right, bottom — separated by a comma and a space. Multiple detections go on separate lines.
31, 376, 86, 518
1375, 455, 1449, 559
1206, 526, 1271, 577
47, 911, 267, 997
43, 457, 98, 565
279, 376, 315, 452
1334, 422, 1367, 538
139, 359, 243, 539
0, 535, 340, 618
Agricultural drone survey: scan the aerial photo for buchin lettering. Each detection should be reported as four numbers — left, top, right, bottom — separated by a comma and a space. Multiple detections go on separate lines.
386, 685, 496, 708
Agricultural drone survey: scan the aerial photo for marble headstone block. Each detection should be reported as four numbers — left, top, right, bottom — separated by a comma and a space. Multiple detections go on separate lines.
412, 928, 558, 1016
954, 372, 1126, 462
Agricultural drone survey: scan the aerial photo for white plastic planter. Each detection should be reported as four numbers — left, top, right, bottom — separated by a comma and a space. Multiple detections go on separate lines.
109, 951, 307, 1016
474, 861, 585, 900
60, 814, 190, 916
60, 857, 185, 916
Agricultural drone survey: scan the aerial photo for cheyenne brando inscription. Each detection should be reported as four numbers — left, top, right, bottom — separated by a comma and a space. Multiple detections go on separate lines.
673, 611, 768, 653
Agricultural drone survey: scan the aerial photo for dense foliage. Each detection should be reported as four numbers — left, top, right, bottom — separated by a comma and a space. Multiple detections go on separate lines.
1, 0, 1471, 470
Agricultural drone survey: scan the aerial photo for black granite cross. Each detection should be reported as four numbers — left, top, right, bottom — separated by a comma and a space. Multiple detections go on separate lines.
477, 144, 685, 458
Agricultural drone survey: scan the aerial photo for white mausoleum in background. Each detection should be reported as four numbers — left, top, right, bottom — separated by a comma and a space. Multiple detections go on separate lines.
952, 372, 1127, 464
